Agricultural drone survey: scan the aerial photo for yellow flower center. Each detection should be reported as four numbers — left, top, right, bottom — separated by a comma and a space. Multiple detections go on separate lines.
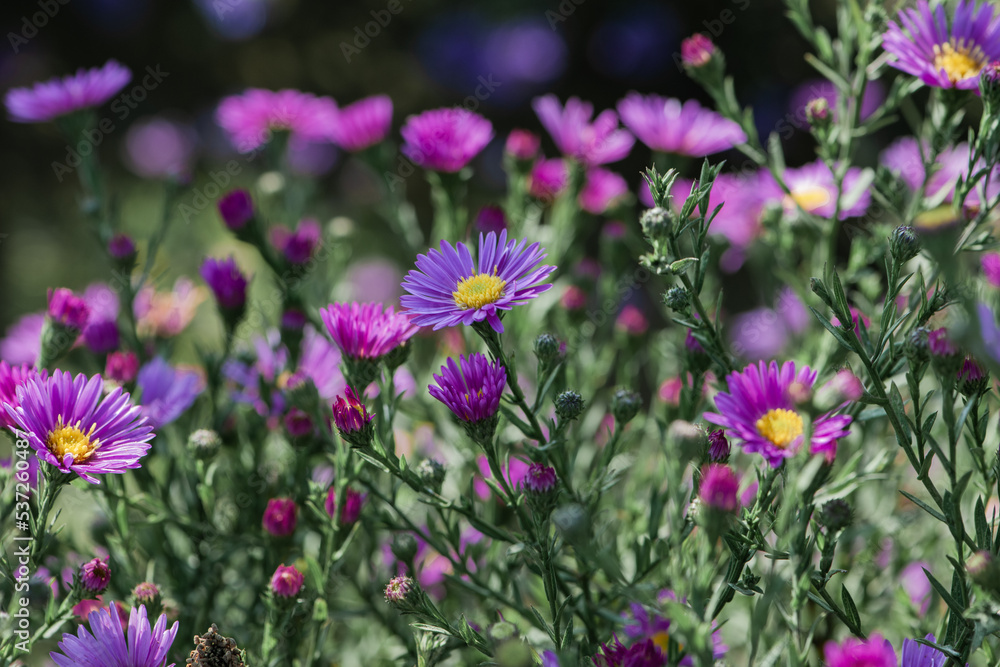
785, 185, 831, 213
47, 420, 100, 464
453, 273, 506, 310
755, 408, 803, 449
652, 631, 670, 652
933, 39, 988, 84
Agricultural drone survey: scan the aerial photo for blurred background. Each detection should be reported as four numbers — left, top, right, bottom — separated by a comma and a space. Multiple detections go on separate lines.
0, 0, 891, 335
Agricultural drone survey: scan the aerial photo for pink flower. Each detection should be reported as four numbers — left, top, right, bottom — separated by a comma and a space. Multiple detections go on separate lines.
699, 464, 740, 512
216, 88, 337, 152
47, 288, 89, 330
400, 108, 494, 172
823, 634, 896, 667
900, 561, 932, 615
262, 498, 297, 537
5, 60, 131, 123
528, 158, 569, 200
325, 487, 366, 524
532, 95, 634, 166
505, 129, 540, 160
681, 34, 717, 67
329, 94, 392, 151
270, 564, 304, 597
474, 455, 530, 501
579, 168, 629, 214
615, 305, 648, 335
983, 253, 1000, 287
270, 218, 322, 264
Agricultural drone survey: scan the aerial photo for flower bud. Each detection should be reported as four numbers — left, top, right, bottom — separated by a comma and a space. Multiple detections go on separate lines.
681, 33, 716, 67
105, 350, 139, 384
698, 464, 740, 513
663, 286, 690, 312
957, 357, 989, 397
475, 205, 507, 235
555, 390, 585, 421
132, 581, 160, 607
262, 498, 297, 537
218, 189, 254, 231
805, 97, 830, 125
416, 458, 447, 494
817, 499, 853, 532
640, 207, 672, 238
332, 387, 375, 449
904, 327, 930, 363
80, 557, 111, 594
534, 333, 562, 363
391, 533, 419, 564
384, 575, 416, 606
270, 564, 304, 598
108, 234, 137, 272
505, 129, 540, 162
979, 61, 1000, 115
187, 429, 222, 460
889, 225, 920, 263
708, 429, 730, 463
610, 388, 642, 425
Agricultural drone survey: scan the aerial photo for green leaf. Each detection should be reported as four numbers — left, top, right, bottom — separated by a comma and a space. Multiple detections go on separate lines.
889, 383, 912, 445
841, 586, 861, 630
809, 306, 855, 352
900, 490, 947, 522
922, 567, 966, 616
975, 496, 992, 550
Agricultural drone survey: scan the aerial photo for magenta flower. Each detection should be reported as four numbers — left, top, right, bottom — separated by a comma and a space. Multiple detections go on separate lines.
505, 129, 541, 160
105, 351, 139, 384
6, 371, 154, 484
216, 88, 337, 152
703, 361, 853, 467
523, 463, 557, 495
532, 95, 634, 166
47, 288, 89, 330
325, 486, 366, 524
400, 107, 494, 172
428, 353, 506, 423
0, 362, 45, 430
401, 230, 555, 333
681, 33, 717, 67
618, 94, 746, 156
880, 137, 928, 192
50, 603, 178, 667
823, 634, 897, 667
320, 302, 417, 360
900, 561, 932, 615
132, 582, 160, 604
331, 387, 374, 447
270, 218, 322, 264
79, 557, 111, 594
882, 0, 1000, 90
699, 464, 740, 512
262, 497, 297, 537
708, 430, 730, 461
270, 564, 304, 597
528, 158, 569, 200
200, 256, 249, 310
982, 253, 1000, 286
475, 455, 530, 501
5, 60, 131, 123
329, 94, 392, 152
476, 205, 507, 235
760, 160, 871, 219
217, 189, 254, 230
579, 168, 629, 214
107, 234, 136, 260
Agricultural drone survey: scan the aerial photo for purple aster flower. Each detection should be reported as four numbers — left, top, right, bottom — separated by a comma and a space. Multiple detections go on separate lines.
216, 88, 338, 152
320, 302, 418, 360
823, 634, 897, 667
270, 218, 322, 264
271, 564, 304, 597
595, 637, 666, 667
123, 116, 197, 180
135, 358, 203, 429
331, 387, 375, 447
681, 33, 717, 67
400, 107, 494, 172
329, 94, 392, 152
200, 256, 249, 310
217, 189, 254, 230
1, 312, 45, 366
901, 634, 948, 667
505, 129, 541, 161
541, 651, 561, 667
729, 307, 790, 361
532, 95, 634, 166
882, 0, 1000, 90
295, 325, 347, 402
47, 288, 90, 331
880, 137, 928, 192
528, 158, 569, 200
703, 361, 853, 467
579, 168, 629, 214
6, 371, 154, 484
900, 561, 932, 615
262, 497, 297, 537
0, 361, 45, 430
699, 464, 740, 512
79, 557, 110, 594
401, 230, 555, 333
428, 353, 506, 423
325, 486, 366, 524
5, 60, 131, 123
50, 602, 178, 667
760, 160, 871, 219
618, 94, 746, 156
